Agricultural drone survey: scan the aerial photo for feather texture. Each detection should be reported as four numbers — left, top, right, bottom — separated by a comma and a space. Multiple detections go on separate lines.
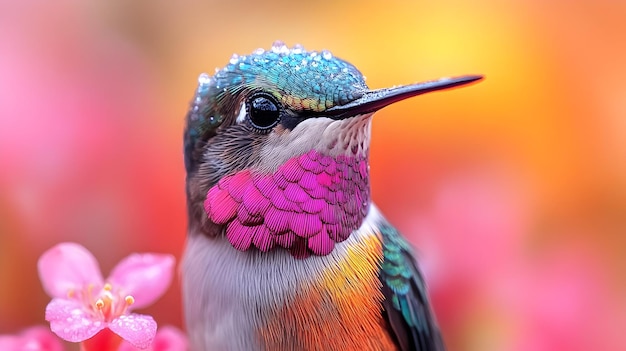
203, 149, 370, 257
378, 221, 445, 351
182, 205, 398, 351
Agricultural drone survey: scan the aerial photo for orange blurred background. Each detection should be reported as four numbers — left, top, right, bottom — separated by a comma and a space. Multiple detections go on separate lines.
1, 0, 625, 350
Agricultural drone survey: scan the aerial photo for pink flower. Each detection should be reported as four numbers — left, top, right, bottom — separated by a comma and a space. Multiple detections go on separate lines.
118, 326, 188, 351
0, 326, 64, 351
38, 243, 175, 349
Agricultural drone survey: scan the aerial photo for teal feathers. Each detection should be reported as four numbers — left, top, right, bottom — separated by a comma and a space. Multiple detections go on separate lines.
379, 222, 444, 351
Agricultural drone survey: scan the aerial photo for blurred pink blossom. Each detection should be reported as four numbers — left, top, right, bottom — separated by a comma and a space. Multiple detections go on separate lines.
38, 243, 175, 349
0, 326, 64, 351
405, 171, 527, 319
407, 171, 623, 350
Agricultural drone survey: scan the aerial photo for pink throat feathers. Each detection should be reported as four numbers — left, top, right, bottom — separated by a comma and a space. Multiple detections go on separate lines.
204, 149, 370, 257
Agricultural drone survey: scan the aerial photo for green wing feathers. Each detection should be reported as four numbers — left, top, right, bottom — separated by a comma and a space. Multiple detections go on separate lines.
379, 223, 445, 351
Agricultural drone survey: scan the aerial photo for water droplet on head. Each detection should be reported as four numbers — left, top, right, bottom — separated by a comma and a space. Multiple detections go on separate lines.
322, 50, 332, 60
229, 53, 239, 65
209, 115, 223, 127
271, 40, 287, 53
292, 43, 305, 54
198, 73, 212, 85
311, 61, 319, 67
253, 48, 265, 55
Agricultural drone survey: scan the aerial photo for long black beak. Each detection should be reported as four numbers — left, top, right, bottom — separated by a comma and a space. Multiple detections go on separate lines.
326, 75, 483, 119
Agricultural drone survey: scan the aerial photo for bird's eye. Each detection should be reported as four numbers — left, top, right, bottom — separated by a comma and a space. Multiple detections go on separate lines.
247, 93, 280, 131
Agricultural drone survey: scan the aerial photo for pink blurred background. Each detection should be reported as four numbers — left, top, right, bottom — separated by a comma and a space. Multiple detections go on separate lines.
1, 0, 625, 350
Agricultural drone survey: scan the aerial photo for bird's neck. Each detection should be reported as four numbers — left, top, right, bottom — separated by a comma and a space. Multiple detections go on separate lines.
203, 149, 371, 257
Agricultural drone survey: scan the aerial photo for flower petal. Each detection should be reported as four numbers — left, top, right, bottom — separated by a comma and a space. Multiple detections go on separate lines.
109, 313, 157, 349
45, 298, 105, 342
38, 242, 104, 298
151, 326, 189, 351
20, 326, 65, 351
117, 325, 189, 351
108, 253, 175, 309
0, 335, 19, 350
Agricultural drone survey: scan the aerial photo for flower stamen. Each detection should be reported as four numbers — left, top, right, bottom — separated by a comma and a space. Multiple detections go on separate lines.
38, 243, 173, 346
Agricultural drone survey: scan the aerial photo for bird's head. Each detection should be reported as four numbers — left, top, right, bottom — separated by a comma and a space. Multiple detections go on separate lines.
184, 41, 481, 257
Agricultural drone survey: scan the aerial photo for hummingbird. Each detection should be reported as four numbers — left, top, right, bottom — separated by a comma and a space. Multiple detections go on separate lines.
182, 41, 482, 351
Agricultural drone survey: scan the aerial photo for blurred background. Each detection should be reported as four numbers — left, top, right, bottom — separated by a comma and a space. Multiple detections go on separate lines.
1, 0, 625, 350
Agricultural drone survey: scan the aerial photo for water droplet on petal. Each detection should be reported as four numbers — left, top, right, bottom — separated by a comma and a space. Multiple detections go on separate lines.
322, 50, 332, 60
253, 48, 265, 55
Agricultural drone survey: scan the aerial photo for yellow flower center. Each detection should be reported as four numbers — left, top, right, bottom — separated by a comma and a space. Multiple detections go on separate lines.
69, 282, 135, 322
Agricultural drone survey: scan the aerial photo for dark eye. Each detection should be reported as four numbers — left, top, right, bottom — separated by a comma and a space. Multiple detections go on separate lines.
247, 93, 280, 130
